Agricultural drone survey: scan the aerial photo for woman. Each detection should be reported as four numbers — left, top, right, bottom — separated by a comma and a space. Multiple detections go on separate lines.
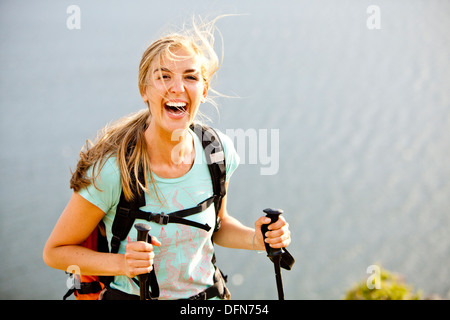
43, 17, 291, 300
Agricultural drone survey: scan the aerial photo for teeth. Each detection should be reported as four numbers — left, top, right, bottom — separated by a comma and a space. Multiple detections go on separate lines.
166, 102, 187, 107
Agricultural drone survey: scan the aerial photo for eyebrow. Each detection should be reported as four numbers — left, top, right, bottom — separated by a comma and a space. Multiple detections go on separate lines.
153, 68, 199, 74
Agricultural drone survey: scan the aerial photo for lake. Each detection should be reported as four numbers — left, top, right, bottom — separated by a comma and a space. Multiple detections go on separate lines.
1, 0, 449, 299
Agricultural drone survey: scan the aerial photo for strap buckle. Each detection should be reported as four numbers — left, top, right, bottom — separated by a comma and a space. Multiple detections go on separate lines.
158, 213, 169, 225
151, 212, 169, 225
190, 291, 207, 300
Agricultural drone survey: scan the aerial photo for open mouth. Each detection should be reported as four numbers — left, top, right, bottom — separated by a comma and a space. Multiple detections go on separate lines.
165, 101, 188, 117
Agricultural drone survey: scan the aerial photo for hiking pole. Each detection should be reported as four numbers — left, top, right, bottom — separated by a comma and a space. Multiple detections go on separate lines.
134, 223, 152, 300
262, 208, 285, 300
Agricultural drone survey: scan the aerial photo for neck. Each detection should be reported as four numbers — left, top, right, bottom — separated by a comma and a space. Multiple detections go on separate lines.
144, 122, 194, 166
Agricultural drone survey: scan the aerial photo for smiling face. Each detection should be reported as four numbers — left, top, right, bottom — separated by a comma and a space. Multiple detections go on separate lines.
141, 47, 208, 134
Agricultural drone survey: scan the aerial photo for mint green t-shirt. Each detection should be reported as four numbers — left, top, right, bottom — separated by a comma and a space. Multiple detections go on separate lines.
78, 128, 239, 299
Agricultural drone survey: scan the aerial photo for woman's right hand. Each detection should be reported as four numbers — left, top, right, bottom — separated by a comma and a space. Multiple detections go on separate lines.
122, 237, 161, 278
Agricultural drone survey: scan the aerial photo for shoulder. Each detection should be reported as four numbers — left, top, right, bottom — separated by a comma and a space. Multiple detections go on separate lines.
191, 125, 236, 155
213, 128, 236, 155
216, 129, 240, 181
92, 156, 121, 185
78, 156, 122, 213
190, 124, 234, 151
195, 125, 240, 181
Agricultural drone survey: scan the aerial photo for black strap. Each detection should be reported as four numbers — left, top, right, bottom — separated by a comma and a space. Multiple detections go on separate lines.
131, 269, 160, 300
112, 196, 216, 238
103, 266, 229, 300
261, 225, 294, 300
110, 158, 146, 254
262, 225, 295, 271
171, 196, 216, 218
63, 280, 103, 300
188, 267, 230, 300
189, 124, 227, 286
63, 288, 75, 300
190, 123, 227, 227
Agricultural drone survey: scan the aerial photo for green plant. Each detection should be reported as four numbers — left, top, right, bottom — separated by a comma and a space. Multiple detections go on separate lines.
344, 266, 422, 300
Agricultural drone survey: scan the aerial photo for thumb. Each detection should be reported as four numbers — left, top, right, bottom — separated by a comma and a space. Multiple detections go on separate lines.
150, 236, 161, 247
254, 216, 271, 230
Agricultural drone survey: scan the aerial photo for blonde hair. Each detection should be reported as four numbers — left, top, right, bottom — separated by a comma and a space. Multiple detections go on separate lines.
70, 16, 224, 202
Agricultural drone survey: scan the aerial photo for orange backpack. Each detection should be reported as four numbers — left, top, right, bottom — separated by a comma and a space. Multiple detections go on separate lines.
64, 224, 107, 300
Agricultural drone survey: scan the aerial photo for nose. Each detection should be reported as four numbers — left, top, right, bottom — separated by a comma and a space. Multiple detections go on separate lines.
169, 75, 185, 94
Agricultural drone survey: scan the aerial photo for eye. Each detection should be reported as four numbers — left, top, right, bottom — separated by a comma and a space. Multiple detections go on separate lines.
185, 75, 199, 81
156, 74, 170, 80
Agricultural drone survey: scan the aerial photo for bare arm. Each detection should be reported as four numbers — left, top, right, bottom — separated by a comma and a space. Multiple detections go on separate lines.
43, 192, 159, 278
212, 183, 291, 250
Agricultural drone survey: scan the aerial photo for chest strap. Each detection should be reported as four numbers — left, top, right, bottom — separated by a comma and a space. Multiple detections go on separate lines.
110, 196, 215, 253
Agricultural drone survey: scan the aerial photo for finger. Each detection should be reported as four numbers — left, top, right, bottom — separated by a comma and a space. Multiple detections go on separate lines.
264, 228, 284, 239
127, 241, 154, 252
128, 254, 154, 267
254, 216, 271, 229
150, 236, 161, 246
264, 232, 289, 244
125, 249, 155, 262
128, 265, 154, 278
267, 216, 287, 230
266, 238, 291, 249
264, 230, 291, 248
265, 222, 290, 236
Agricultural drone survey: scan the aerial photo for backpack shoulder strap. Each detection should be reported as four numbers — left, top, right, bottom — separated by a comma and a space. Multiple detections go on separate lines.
110, 160, 146, 254
190, 123, 227, 231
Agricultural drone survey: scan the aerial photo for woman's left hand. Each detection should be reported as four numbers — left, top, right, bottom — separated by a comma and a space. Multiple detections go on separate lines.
254, 215, 291, 251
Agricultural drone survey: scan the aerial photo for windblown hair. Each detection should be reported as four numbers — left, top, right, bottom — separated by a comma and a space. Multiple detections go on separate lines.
70, 15, 224, 202
138, 15, 224, 108
70, 109, 152, 202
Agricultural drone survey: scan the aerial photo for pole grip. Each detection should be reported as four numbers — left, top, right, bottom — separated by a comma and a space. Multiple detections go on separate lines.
261, 208, 284, 257
263, 208, 283, 223
134, 223, 151, 300
135, 223, 151, 243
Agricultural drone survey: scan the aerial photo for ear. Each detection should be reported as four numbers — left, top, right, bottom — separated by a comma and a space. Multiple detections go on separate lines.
141, 86, 149, 102
201, 82, 209, 103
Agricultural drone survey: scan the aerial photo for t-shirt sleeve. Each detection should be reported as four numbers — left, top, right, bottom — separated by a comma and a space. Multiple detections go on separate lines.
77, 156, 122, 214
217, 130, 240, 183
